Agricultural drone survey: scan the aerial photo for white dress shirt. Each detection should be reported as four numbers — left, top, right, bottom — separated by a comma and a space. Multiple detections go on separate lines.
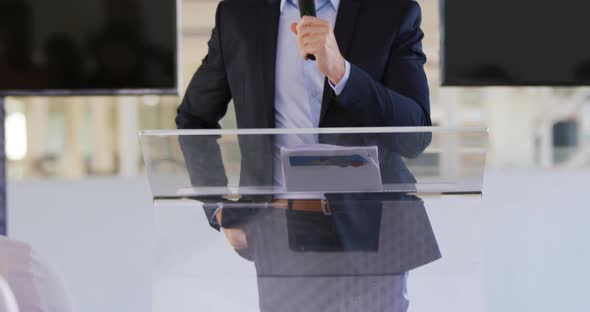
273, 0, 351, 195
211, 0, 352, 224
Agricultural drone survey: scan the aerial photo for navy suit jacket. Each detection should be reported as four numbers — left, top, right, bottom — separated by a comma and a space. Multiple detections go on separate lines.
176, 0, 432, 210
176, 0, 431, 130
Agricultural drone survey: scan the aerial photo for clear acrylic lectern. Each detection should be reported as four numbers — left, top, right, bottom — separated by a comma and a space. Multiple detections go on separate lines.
140, 127, 487, 312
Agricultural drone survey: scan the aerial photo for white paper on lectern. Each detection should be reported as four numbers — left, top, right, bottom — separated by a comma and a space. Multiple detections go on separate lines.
280, 144, 383, 193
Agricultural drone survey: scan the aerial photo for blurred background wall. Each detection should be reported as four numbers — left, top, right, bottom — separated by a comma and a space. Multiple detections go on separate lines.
4, 0, 589, 180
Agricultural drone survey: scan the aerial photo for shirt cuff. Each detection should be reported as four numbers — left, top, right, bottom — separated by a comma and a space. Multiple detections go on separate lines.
329, 60, 351, 96
209, 206, 223, 226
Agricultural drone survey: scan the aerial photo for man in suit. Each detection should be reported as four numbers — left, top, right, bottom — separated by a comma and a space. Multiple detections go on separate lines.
176, 0, 439, 310
176, 0, 430, 131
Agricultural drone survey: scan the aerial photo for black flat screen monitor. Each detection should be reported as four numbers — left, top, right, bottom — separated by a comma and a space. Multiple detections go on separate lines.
442, 0, 590, 86
0, 0, 179, 96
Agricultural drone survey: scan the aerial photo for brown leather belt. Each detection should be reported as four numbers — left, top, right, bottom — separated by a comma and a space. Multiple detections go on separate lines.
272, 199, 332, 215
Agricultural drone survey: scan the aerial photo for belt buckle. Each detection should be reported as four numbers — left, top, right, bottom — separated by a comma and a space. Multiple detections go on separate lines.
321, 200, 332, 216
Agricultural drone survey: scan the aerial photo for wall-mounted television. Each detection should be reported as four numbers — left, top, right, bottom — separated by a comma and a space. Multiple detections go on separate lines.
441, 0, 590, 86
0, 0, 180, 96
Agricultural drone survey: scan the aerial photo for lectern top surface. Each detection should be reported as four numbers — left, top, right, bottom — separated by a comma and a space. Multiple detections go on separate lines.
140, 127, 488, 200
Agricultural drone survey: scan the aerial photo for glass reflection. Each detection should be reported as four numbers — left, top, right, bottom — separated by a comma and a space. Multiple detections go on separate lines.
214, 197, 440, 311
176, 131, 442, 311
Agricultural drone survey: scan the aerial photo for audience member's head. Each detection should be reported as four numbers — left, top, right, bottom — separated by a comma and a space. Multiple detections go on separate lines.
0, 236, 72, 312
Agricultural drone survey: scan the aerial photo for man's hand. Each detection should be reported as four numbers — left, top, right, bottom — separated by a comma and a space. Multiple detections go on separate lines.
291, 16, 346, 85
222, 227, 249, 250
215, 209, 248, 250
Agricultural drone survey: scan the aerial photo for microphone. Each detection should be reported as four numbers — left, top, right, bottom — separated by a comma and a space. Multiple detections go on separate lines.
297, 0, 316, 61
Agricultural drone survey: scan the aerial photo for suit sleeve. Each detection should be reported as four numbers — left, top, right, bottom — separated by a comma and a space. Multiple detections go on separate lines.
336, 1, 431, 128
175, 2, 230, 231
176, 2, 231, 129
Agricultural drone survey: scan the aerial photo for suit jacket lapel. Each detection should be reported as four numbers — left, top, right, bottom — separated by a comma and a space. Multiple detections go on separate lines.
258, 0, 281, 128
320, 0, 361, 125
333, 0, 361, 60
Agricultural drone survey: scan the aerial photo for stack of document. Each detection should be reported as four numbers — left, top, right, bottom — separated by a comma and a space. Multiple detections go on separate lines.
280, 144, 383, 193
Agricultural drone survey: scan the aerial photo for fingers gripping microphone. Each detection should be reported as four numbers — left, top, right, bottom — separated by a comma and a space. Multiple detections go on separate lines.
298, 0, 317, 61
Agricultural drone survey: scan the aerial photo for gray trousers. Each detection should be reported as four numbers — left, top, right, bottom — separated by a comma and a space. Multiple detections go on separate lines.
245, 199, 438, 312
258, 273, 409, 312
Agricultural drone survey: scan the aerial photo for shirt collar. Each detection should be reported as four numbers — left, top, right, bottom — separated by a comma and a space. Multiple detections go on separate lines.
280, 0, 340, 12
